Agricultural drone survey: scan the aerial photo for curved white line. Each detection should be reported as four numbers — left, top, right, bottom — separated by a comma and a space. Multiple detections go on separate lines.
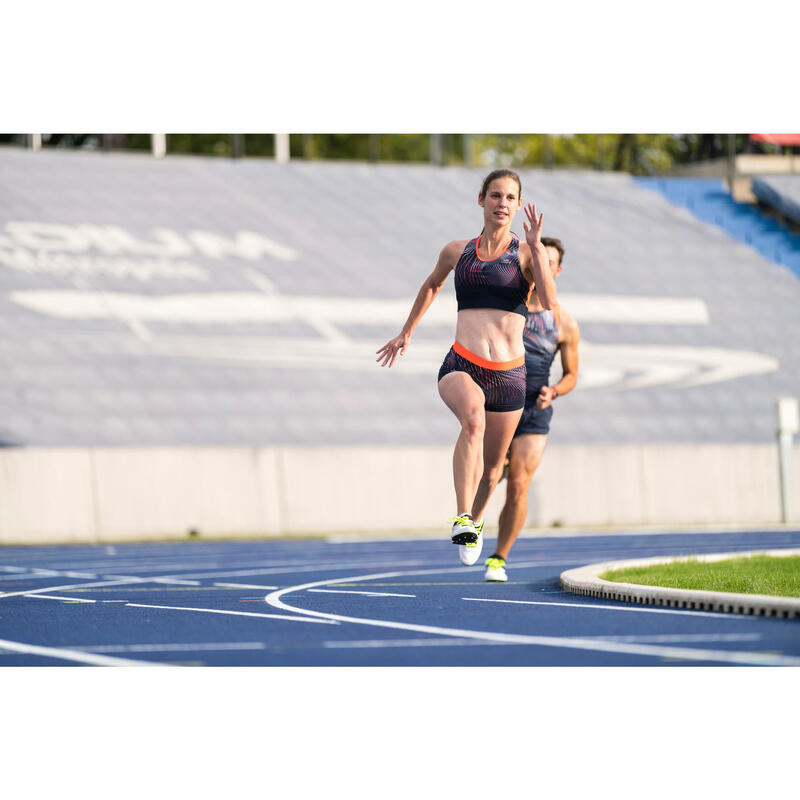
264, 567, 800, 667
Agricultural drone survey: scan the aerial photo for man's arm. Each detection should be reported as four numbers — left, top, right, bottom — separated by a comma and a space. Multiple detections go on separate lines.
536, 310, 580, 409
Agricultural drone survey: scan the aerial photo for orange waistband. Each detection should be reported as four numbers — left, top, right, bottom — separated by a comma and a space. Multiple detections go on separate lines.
452, 341, 524, 371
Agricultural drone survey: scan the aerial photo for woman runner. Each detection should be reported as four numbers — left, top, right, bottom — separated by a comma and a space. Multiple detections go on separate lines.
376, 170, 558, 565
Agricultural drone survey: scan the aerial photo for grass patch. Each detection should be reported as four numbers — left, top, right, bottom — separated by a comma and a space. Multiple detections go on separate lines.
600, 554, 800, 598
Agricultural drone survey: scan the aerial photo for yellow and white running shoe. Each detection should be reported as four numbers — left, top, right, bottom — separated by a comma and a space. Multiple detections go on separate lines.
451, 515, 483, 566
484, 556, 507, 582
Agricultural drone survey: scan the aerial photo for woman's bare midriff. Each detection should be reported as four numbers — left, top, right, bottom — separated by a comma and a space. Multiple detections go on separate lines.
454, 308, 525, 363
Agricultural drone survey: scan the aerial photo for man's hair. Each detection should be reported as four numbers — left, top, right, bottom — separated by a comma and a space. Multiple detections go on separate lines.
541, 236, 564, 266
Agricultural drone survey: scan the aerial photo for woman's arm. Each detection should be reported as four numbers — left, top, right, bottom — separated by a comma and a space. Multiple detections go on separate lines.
522, 203, 558, 310
375, 240, 461, 368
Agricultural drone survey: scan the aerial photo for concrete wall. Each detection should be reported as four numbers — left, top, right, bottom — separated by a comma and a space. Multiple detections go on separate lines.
0, 444, 797, 544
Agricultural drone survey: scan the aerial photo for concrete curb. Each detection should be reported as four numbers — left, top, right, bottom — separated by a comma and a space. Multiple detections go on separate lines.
559, 549, 800, 619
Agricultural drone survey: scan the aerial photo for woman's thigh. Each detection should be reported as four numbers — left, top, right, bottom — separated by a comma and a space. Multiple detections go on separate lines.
438, 371, 486, 424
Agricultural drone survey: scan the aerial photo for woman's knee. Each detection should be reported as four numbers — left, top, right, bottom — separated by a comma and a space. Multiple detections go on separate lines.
461, 408, 485, 440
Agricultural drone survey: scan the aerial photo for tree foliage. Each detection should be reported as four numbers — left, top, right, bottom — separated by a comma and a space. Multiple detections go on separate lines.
0, 133, 791, 174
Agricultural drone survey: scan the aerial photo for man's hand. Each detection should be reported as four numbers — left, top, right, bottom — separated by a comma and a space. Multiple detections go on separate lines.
536, 385, 558, 409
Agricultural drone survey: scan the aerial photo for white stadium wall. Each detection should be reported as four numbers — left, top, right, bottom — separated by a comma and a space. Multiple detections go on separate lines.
0, 444, 797, 544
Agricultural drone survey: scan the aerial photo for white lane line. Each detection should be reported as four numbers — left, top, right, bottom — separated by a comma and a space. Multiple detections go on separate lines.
213, 582, 280, 590
67, 642, 267, 653
324, 638, 509, 649
24, 594, 96, 603
462, 597, 732, 619
585, 634, 763, 644
0, 576, 148, 600
0, 572, 222, 602
125, 602, 339, 624
264, 567, 800, 667
0, 637, 161, 666
308, 589, 417, 598
173, 560, 428, 580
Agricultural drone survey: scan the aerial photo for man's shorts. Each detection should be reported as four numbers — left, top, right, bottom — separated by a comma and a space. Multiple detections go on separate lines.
513, 394, 553, 436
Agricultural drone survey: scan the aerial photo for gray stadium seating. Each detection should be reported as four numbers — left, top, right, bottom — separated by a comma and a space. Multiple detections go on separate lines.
1, 147, 799, 447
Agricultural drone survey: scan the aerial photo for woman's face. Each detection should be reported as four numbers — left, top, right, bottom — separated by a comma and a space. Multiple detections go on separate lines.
479, 177, 522, 227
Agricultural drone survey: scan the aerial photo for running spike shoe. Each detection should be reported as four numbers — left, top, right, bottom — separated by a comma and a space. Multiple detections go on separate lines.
450, 513, 477, 545
454, 516, 483, 566
484, 556, 507, 582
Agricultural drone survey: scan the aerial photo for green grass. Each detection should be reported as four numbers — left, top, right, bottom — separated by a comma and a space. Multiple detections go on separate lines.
600, 555, 800, 598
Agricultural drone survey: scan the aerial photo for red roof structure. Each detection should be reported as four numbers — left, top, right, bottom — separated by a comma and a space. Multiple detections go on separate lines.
750, 134, 800, 146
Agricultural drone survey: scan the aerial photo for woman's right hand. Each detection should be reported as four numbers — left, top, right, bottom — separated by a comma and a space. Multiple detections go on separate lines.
376, 332, 410, 367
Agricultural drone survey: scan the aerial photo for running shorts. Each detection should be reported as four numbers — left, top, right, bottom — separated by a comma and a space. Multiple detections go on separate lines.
437, 341, 526, 412
514, 395, 553, 436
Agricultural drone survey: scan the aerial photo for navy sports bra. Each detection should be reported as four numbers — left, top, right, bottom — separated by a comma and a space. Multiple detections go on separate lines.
454, 235, 531, 317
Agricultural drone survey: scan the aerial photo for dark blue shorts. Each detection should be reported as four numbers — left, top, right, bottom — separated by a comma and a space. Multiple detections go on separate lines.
514, 395, 553, 436
437, 342, 526, 413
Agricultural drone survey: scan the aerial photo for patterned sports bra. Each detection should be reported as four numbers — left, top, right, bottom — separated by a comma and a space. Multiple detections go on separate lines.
454, 235, 531, 317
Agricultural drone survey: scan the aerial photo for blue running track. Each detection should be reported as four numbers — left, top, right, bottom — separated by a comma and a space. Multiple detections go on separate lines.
1, 529, 799, 666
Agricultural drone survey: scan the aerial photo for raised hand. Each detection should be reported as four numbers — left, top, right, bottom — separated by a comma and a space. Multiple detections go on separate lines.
522, 203, 544, 248
375, 332, 410, 368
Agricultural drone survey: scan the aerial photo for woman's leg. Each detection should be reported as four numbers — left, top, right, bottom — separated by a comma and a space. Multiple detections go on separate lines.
438, 371, 486, 515
470, 408, 524, 525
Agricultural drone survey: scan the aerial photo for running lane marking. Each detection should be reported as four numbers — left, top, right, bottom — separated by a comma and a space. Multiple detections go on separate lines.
66, 642, 268, 653
323, 633, 764, 648
324, 638, 509, 649
0, 637, 161, 667
308, 589, 416, 598
264, 567, 800, 667
24, 594, 96, 603
171, 560, 428, 581
462, 597, 733, 619
213, 582, 279, 590
0, 573, 226, 602
125, 603, 339, 624
0, 576, 149, 600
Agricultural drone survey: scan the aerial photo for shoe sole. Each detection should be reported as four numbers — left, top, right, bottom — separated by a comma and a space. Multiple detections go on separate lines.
451, 530, 478, 545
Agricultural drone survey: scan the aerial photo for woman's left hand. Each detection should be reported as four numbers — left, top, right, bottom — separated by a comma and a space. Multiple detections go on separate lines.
522, 203, 544, 249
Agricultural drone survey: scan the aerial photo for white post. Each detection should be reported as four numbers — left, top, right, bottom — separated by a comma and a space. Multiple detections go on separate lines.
30, 134, 42, 151
275, 134, 290, 164
776, 397, 799, 523
151, 134, 167, 158
430, 133, 443, 166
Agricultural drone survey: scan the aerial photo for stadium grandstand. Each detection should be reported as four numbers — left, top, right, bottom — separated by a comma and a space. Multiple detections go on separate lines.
0, 135, 798, 542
